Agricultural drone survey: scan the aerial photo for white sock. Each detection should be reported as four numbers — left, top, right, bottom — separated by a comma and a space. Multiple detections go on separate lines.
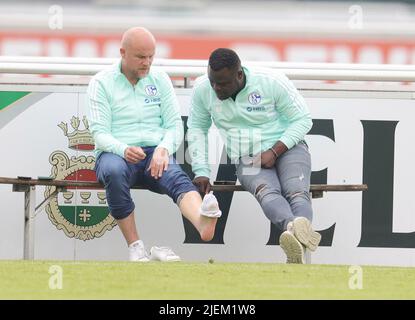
201, 193, 218, 211
129, 239, 144, 249
200, 193, 222, 218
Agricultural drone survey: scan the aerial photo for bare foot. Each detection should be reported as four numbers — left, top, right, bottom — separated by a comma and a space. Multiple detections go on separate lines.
199, 216, 218, 241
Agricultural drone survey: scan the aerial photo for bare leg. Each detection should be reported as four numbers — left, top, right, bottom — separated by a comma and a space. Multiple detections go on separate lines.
115, 211, 140, 246
178, 191, 218, 241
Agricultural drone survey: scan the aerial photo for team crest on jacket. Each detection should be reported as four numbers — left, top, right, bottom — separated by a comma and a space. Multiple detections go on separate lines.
145, 85, 158, 96
248, 92, 261, 105
44, 116, 116, 241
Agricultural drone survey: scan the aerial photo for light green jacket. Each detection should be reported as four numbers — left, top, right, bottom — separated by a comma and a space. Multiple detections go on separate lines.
187, 67, 312, 178
86, 61, 183, 158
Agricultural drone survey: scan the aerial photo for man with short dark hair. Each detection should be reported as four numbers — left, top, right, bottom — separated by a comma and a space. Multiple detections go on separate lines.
86, 27, 221, 262
188, 48, 321, 264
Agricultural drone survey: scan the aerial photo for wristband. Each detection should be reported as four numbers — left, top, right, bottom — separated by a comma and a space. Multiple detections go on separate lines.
269, 147, 279, 159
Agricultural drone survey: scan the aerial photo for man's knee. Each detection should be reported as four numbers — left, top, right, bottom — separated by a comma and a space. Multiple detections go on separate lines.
255, 184, 267, 197
162, 162, 182, 177
99, 159, 129, 183
152, 163, 197, 203
254, 183, 280, 202
285, 190, 311, 203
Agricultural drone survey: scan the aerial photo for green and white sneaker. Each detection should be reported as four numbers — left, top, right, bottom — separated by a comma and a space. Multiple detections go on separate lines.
150, 246, 181, 262
279, 230, 305, 264
289, 217, 321, 252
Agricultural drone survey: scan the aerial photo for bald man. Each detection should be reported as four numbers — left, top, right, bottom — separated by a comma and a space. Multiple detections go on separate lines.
87, 27, 221, 262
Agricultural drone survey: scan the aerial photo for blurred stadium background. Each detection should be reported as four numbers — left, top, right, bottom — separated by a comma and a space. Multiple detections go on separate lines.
1, 0, 415, 301
1, 0, 415, 63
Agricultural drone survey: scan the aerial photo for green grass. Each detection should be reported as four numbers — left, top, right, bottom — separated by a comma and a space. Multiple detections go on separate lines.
0, 260, 414, 299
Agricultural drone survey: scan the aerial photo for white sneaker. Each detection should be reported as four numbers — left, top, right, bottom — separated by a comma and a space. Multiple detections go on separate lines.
289, 217, 321, 252
279, 230, 305, 264
150, 246, 181, 262
128, 240, 150, 262
199, 193, 222, 218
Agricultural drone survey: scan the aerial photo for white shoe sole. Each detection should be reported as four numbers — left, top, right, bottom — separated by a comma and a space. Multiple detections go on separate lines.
130, 257, 150, 262
149, 247, 182, 262
292, 217, 321, 252
150, 255, 181, 262
151, 257, 181, 262
279, 231, 305, 264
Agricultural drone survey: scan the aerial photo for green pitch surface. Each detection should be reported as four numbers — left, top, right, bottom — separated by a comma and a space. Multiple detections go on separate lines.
1, 260, 414, 299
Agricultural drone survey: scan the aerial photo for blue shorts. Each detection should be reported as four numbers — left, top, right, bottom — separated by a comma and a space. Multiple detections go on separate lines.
95, 146, 198, 220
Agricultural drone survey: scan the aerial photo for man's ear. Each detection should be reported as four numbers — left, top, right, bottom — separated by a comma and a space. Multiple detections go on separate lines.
120, 47, 125, 58
237, 69, 243, 80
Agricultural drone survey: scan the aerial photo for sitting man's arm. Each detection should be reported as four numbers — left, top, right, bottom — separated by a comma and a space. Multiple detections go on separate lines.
274, 73, 312, 150
156, 72, 184, 156
187, 81, 213, 194
149, 72, 184, 179
87, 78, 129, 158
254, 73, 312, 168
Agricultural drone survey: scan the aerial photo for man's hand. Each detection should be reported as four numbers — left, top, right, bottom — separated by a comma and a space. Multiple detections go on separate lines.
148, 147, 169, 179
193, 176, 211, 194
253, 149, 277, 169
124, 146, 146, 164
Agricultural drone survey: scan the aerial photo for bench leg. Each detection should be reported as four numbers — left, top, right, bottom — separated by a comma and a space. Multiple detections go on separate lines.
24, 186, 36, 260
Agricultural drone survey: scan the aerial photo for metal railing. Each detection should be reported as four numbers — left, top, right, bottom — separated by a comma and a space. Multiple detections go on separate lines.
1, 57, 415, 82
2, 55, 415, 71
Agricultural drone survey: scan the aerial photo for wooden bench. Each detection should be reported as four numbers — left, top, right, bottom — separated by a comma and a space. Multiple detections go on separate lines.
0, 176, 367, 261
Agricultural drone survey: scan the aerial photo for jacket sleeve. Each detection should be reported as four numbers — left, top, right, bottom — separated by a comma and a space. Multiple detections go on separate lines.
86, 78, 128, 158
157, 72, 184, 155
187, 83, 212, 178
273, 73, 312, 149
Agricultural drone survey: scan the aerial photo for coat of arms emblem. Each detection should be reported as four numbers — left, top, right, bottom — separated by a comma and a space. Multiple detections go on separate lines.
44, 116, 116, 240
